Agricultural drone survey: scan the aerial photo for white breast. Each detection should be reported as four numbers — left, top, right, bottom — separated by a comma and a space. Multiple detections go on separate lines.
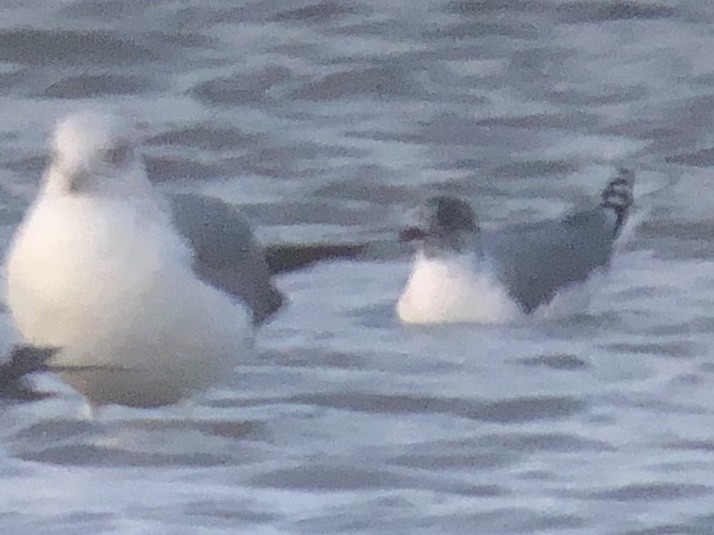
5, 194, 253, 403
396, 252, 520, 325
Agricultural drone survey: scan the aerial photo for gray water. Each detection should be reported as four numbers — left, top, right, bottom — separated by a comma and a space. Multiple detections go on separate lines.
0, 1, 713, 533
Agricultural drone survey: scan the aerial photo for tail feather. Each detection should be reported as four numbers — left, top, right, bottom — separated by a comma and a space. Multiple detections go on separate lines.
600, 168, 634, 237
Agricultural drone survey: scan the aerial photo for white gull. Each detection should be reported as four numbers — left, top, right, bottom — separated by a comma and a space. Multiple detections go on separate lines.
5, 111, 254, 407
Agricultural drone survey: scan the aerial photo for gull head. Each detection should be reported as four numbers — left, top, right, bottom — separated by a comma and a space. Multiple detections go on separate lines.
399, 195, 478, 255
44, 111, 150, 198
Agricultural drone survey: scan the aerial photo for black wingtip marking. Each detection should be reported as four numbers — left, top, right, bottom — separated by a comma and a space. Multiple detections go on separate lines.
263, 243, 367, 275
0, 345, 58, 401
600, 168, 635, 236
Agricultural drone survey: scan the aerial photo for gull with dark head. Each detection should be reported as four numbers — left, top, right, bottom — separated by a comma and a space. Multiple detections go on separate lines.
397, 169, 635, 324
6, 111, 255, 408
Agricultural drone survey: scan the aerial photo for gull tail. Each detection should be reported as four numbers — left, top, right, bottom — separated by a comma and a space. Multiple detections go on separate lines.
600, 168, 635, 237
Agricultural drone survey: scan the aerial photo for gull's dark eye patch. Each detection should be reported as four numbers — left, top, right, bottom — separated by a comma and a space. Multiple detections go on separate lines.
104, 142, 132, 167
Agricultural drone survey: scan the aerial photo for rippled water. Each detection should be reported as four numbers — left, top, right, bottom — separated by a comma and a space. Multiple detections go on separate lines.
1, 1, 714, 533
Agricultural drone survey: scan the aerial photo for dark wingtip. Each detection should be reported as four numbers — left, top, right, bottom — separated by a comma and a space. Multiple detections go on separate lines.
263, 243, 368, 275
600, 168, 635, 237
0, 345, 58, 401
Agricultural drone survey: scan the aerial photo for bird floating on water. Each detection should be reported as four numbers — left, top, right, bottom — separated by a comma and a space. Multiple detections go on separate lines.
397, 168, 635, 324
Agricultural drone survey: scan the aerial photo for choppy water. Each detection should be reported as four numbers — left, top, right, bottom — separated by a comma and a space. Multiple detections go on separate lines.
1, 1, 714, 533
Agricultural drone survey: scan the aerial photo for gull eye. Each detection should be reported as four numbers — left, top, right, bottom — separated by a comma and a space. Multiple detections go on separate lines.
103, 143, 132, 167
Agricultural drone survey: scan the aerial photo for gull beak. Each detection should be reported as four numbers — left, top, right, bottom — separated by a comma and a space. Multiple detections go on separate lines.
65, 165, 91, 194
400, 202, 434, 242
399, 226, 429, 242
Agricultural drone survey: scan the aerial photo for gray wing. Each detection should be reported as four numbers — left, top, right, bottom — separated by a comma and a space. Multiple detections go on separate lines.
481, 208, 618, 313
169, 193, 284, 325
